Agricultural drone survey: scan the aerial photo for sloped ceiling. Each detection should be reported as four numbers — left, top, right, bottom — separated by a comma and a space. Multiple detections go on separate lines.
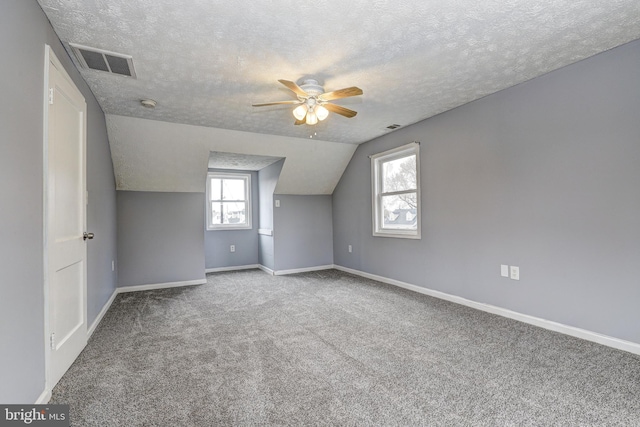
208, 152, 283, 172
38, 0, 640, 193
107, 115, 356, 194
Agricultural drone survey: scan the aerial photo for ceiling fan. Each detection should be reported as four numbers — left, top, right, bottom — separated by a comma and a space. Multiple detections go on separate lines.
253, 79, 363, 125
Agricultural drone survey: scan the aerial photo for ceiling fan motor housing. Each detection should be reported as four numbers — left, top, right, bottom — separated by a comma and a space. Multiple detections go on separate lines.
300, 79, 324, 96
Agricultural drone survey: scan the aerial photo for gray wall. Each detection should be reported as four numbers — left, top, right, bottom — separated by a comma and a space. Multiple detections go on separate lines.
274, 195, 334, 271
86, 80, 118, 325
205, 170, 259, 269
117, 191, 205, 287
333, 39, 640, 344
0, 1, 117, 403
258, 160, 284, 269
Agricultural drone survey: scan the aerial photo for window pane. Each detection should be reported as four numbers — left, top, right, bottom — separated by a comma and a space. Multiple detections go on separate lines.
221, 202, 246, 225
211, 201, 222, 224
211, 202, 246, 225
381, 193, 417, 230
382, 155, 416, 193
207, 173, 252, 230
222, 179, 245, 200
210, 179, 222, 201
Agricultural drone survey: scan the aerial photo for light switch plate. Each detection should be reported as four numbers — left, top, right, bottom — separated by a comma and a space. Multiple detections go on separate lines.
500, 264, 509, 277
510, 266, 520, 280
348, 245, 353, 253
275, 200, 280, 207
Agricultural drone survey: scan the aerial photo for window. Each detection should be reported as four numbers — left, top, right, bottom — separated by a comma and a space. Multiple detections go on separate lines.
206, 172, 251, 230
371, 142, 421, 239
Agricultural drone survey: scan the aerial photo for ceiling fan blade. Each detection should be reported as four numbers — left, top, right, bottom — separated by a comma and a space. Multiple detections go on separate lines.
294, 119, 305, 125
323, 103, 358, 118
252, 100, 302, 107
318, 86, 363, 101
278, 79, 308, 97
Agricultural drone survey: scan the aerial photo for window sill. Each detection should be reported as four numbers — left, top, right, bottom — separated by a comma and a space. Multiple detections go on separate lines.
372, 230, 421, 239
207, 225, 252, 232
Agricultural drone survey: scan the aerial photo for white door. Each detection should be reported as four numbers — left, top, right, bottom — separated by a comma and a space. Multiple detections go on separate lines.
45, 47, 88, 389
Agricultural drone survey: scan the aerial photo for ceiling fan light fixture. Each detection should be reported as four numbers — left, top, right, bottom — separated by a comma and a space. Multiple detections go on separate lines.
254, 79, 362, 126
306, 110, 318, 125
293, 104, 308, 120
315, 105, 329, 121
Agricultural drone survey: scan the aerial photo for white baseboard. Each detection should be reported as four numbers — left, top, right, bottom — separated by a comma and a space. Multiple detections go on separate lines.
334, 265, 640, 356
258, 265, 274, 275
35, 388, 51, 404
87, 289, 118, 338
274, 265, 334, 276
206, 264, 259, 273
117, 278, 206, 293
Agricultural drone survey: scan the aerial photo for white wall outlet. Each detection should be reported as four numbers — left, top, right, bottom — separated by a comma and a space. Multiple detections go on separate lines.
230, 245, 235, 253
348, 245, 353, 253
500, 264, 509, 277
510, 266, 520, 280
112, 260, 115, 271
275, 199, 280, 207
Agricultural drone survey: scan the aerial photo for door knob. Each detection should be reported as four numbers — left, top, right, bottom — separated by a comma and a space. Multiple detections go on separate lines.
83, 232, 95, 240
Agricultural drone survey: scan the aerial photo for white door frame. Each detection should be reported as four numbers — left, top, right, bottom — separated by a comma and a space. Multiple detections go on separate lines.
42, 45, 88, 400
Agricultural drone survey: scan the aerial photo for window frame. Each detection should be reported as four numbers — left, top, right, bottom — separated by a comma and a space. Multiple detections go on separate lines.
206, 171, 252, 231
371, 142, 421, 239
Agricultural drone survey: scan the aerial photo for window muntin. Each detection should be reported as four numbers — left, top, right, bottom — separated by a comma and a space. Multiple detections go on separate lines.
207, 172, 251, 230
371, 143, 421, 239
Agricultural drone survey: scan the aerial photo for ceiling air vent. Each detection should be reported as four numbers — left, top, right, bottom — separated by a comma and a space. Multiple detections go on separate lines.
386, 124, 402, 130
69, 43, 136, 78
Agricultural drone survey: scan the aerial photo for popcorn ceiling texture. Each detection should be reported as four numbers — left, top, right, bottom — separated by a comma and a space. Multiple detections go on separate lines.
208, 152, 283, 172
37, 0, 640, 145
37, 0, 640, 192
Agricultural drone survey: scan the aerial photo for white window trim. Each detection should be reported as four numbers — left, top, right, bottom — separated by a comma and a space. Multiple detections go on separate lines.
371, 142, 421, 239
206, 172, 252, 231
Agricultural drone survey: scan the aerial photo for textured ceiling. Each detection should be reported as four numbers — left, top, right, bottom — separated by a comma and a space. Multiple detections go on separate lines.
208, 152, 283, 171
37, 0, 640, 145
37, 0, 640, 194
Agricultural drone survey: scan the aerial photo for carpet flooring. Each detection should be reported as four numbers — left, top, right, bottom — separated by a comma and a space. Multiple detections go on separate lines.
51, 269, 640, 426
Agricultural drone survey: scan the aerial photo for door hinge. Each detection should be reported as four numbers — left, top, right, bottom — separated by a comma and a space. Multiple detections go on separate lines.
49, 88, 54, 105
50, 333, 55, 350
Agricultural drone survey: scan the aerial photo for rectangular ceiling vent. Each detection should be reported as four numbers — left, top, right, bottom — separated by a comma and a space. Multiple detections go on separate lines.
69, 43, 136, 78
386, 124, 402, 130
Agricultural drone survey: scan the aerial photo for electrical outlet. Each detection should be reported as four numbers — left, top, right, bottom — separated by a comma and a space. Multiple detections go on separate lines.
275, 199, 280, 208
348, 245, 352, 253
500, 264, 509, 277
510, 266, 520, 280
230, 245, 235, 253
